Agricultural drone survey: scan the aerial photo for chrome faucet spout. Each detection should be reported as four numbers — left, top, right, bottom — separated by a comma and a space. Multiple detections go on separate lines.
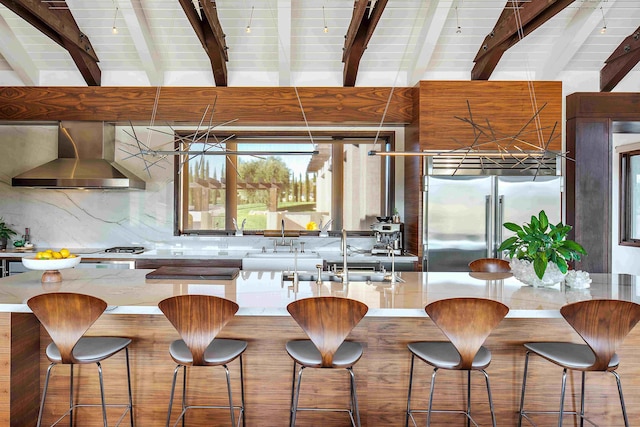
281, 219, 286, 245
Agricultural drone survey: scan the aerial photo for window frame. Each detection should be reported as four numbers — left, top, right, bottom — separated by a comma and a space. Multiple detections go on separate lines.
619, 148, 640, 246
173, 130, 396, 236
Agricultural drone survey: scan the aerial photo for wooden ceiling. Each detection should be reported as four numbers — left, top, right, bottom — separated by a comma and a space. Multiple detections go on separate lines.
0, 1, 638, 90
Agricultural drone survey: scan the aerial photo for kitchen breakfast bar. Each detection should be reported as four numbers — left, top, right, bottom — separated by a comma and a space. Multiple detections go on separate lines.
0, 269, 638, 426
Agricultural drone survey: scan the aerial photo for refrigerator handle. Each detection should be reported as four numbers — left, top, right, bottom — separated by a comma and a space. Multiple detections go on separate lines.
496, 195, 504, 258
485, 195, 492, 257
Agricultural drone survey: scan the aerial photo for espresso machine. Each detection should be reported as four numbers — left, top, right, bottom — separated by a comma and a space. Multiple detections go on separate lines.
371, 220, 404, 255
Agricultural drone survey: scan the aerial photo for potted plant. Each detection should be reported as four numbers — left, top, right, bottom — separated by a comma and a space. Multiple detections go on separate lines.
498, 210, 586, 286
0, 217, 17, 250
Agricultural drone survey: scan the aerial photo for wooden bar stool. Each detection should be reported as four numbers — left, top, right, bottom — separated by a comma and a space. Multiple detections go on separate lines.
158, 294, 247, 427
518, 299, 640, 427
27, 292, 134, 427
468, 258, 511, 273
405, 297, 509, 427
286, 296, 368, 427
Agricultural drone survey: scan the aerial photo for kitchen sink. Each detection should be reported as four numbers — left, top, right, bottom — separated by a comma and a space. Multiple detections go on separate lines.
242, 251, 323, 271
283, 271, 403, 283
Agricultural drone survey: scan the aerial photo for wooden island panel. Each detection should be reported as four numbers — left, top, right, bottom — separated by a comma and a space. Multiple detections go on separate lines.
30, 314, 640, 426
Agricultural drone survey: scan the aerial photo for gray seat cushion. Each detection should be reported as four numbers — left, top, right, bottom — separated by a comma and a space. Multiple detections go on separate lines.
524, 342, 619, 371
408, 341, 492, 370
286, 340, 363, 368
169, 338, 247, 365
46, 336, 132, 364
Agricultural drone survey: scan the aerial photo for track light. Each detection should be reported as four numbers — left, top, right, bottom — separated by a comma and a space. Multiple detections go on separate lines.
323, 6, 329, 33
599, 7, 607, 34
111, 6, 118, 34
246, 6, 254, 34
455, 6, 461, 34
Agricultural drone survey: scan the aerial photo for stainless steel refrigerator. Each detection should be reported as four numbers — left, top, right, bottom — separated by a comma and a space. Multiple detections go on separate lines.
422, 155, 562, 272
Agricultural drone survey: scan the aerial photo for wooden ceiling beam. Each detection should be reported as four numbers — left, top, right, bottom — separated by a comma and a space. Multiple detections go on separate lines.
471, 0, 575, 80
600, 26, 640, 92
0, 0, 101, 85
342, 0, 388, 87
179, 0, 228, 86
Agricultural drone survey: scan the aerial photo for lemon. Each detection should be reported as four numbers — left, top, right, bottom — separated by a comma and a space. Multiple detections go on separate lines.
40, 252, 52, 259
68, 254, 77, 258
52, 252, 62, 259
36, 251, 45, 259
60, 248, 70, 258
45, 249, 53, 253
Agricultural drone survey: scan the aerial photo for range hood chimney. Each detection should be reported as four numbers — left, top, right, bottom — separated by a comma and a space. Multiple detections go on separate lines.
12, 121, 145, 190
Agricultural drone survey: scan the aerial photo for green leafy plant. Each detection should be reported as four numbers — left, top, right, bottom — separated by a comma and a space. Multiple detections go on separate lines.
497, 210, 587, 279
0, 217, 17, 240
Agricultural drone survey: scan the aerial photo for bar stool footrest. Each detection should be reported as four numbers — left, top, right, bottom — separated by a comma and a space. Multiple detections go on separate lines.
519, 410, 599, 427
407, 408, 479, 427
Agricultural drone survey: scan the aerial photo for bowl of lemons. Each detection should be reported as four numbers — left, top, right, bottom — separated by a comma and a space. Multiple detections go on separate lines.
22, 248, 81, 283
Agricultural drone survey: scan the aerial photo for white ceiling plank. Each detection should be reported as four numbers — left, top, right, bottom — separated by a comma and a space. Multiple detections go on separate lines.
537, 0, 616, 81
116, 0, 162, 85
408, 0, 454, 86
0, 13, 38, 85
277, 0, 291, 87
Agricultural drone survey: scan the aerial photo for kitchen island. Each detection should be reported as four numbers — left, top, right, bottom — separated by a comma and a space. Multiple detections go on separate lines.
0, 269, 638, 426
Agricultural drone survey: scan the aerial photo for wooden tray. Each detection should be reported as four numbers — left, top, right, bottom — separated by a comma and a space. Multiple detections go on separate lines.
145, 266, 239, 280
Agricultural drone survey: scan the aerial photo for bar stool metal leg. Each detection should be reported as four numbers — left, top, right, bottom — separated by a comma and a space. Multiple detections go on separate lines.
482, 369, 497, 427
348, 368, 361, 427
518, 351, 531, 427
427, 368, 438, 426
239, 355, 246, 427
612, 371, 629, 427
290, 364, 305, 427
466, 370, 471, 427
580, 372, 585, 427
37, 364, 54, 427
125, 348, 135, 426
558, 368, 568, 427
405, 354, 415, 427
97, 362, 108, 426
223, 364, 235, 427
69, 364, 74, 426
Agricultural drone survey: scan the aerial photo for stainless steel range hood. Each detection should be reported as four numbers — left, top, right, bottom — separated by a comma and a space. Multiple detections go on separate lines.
12, 121, 145, 190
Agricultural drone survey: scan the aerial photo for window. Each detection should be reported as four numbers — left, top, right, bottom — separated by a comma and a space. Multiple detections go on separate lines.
174, 132, 394, 235
619, 149, 640, 246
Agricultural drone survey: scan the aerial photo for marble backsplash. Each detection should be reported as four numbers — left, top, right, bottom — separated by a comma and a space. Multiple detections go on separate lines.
0, 124, 375, 254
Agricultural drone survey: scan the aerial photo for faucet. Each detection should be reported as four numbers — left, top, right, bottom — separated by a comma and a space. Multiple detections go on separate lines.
387, 245, 396, 283
281, 219, 286, 246
341, 228, 349, 284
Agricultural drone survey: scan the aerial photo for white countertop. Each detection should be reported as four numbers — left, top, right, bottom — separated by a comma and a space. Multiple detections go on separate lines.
0, 248, 419, 263
0, 268, 635, 318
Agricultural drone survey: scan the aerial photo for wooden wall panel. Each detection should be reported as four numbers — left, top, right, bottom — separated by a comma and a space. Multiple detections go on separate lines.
404, 85, 422, 261
0, 313, 40, 427
0, 86, 413, 125
10, 313, 40, 427
565, 92, 640, 274
418, 81, 563, 151
0, 314, 9, 425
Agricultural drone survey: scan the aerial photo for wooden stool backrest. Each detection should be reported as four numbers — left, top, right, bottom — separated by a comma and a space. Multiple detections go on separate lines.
468, 258, 511, 273
561, 299, 640, 371
426, 297, 509, 370
287, 296, 368, 368
27, 292, 107, 364
158, 294, 239, 366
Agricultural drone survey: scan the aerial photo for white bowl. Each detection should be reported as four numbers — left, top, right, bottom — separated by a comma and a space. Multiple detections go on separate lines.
22, 256, 82, 271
